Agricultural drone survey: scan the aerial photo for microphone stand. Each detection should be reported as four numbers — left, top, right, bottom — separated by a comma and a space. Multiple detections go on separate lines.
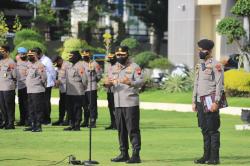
83, 62, 99, 166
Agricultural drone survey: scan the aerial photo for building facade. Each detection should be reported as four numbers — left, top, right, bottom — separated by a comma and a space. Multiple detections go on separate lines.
168, 0, 238, 68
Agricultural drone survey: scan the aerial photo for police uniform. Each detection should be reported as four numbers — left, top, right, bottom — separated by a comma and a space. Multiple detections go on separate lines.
65, 60, 88, 131
104, 54, 117, 130
110, 46, 143, 163
16, 59, 29, 126
193, 39, 224, 165
54, 60, 72, 125
81, 54, 102, 128
0, 54, 17, 129
25, 57, 47, 132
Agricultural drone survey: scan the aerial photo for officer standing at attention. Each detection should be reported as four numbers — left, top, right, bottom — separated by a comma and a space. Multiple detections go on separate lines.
24, 49, 47, 132
0, 45, 17, 130
192, 39, 224, 165
64, 51, 88, 131
16, 47, 29, 126
104, 53, 117, 130
51, 55, 72, 126
80, 49, 102, 128
104, 46, 144, 164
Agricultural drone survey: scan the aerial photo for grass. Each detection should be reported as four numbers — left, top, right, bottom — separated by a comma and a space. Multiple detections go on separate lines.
0, 105, 250, 166
52, 88, 250, 107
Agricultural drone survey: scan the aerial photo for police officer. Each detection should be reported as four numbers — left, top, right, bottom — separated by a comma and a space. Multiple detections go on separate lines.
104, 46, 144, 163
80, 49, 102, 128
64, 51, 87, 131
193, 39, 223, 165
0, 45, 17, 130
104, 53, 117, 130
16, 47, 29, 126
24, 49, 47, 132
51, 55, 71, 126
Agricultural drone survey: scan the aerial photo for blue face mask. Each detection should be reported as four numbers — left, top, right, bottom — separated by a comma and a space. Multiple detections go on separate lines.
199, 51, 208, 59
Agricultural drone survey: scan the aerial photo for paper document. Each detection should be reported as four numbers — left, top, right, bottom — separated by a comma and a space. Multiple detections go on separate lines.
205, 96, 213, 111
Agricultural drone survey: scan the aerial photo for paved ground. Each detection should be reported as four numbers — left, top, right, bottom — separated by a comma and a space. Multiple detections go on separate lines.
47, 98, 248, 116
15, 97, 248, 116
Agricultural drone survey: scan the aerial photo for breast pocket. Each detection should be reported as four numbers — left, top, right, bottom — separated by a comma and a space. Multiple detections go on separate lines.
202, 69, 213, 80
73, 71, 82, 82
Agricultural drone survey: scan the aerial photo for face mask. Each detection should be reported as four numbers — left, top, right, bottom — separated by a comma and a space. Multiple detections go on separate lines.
83, 56, 90, 62
20, 56, 27, 61
28, 56, 35, 62
117, 56, 128, 65
199, 51, 208, 59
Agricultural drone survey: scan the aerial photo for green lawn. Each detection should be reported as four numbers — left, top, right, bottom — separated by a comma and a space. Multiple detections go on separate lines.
1, 106, 250, 166
52, 88, 250, 107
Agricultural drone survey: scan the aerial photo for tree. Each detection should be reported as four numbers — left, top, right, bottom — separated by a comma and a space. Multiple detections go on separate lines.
13, 15, 22, 33
33, 0, 56, 41
217, 0, 250, 72
0, 12, 9, 45
129, 0, 168, 54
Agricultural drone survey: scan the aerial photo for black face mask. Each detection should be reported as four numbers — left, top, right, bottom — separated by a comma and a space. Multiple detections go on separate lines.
69, 56, 80, 64
199, 51, 208, 59
28, 56, 35, 62
20, 56, 27, 61
83, 56, 90, 62
117, 56, 128, 65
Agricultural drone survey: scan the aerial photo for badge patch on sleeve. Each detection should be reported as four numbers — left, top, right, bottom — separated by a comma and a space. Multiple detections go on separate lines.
215, 63, 222, 72
136, 67, 142, 75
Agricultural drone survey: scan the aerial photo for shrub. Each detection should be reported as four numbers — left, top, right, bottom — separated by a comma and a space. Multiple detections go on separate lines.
61, 38, 105, 60
14, 29, 44, 46
134, 51, 157, 68
148, 57, 172, 69
11, 40, 47, 58
224, 69, 250, 96
120, 37, 139, 50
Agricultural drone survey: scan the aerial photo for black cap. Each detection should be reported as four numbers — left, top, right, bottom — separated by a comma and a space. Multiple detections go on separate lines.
115, 46, 129, 55
51, 55, 61, 63
197, 39, 214, 50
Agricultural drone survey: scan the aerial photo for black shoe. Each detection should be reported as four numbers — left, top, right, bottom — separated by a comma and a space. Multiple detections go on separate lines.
62, 121, 69, 126
194, 157, 209, 164
126, 151, 141, 164
207, 159, 220, 165
52, 120, 63, 126
73, 126, 81, 131
5, 125, 15, 130
16, 121, 25, 126
80, 122, 88, 128
32, 127, 42, 132
105, 125, 116, 130
63, 126, 74, 131
0, 123, 6, 129
111, 152, 129, 162
23, 126, 33, 131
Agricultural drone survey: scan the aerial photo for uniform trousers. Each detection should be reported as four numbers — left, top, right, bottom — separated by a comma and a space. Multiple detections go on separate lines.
196, 102, 220, 160
28, 92, 45, 126
0, 90, 15, 127
115, 106, 141, 152
18, 87, 29, 124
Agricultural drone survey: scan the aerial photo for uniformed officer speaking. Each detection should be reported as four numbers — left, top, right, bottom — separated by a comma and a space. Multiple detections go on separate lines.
192, 39, 224, 165
104, 46, 144, 164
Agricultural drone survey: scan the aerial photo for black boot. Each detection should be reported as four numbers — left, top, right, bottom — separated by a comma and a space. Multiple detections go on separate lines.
52, 120, 63, 126
80, 120, 88, 127
73, 122, 81, 131
111, 151, 130, 162
195, 132, 210, 164
89, 119, 96, 128
32, 122, 42, 132
24, 123, 35, 131
126, 150, 141, 164
207, 149, 220, 165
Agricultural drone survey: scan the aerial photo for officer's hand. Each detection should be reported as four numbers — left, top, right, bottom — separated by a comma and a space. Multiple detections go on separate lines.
192, 103, 197, 112
120, 76, 131, 85
103, 78, 113, 87
211, 103, 219, 112
55, 80, 61, 87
